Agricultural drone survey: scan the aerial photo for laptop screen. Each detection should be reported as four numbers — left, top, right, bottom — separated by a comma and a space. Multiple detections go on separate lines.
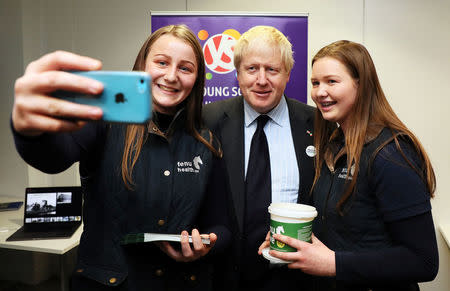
24, 186, 82, 225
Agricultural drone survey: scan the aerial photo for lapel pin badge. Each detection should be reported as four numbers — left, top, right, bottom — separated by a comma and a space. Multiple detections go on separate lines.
306, 130, 313, 137
306, 145, 316, 157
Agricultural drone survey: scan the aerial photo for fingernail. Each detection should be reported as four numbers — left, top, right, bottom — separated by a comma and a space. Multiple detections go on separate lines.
90, 60, 102, 69
89, 81, 103, 94
89, 107, 102, 116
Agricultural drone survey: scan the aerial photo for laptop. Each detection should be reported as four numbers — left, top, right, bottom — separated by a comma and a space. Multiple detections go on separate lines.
6, 186, 82, 241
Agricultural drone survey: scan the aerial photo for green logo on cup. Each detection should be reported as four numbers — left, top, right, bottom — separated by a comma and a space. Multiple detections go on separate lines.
268, 203, 317, 252
270, 220, 313, 252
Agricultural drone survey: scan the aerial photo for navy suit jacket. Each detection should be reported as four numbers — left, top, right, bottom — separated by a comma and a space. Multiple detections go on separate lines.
203, 96, 315, 233
202, 96, 316, 290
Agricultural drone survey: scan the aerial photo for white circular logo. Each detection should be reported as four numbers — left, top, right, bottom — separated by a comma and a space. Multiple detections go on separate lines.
203, 34, 236, 74
305, 145, 316, 157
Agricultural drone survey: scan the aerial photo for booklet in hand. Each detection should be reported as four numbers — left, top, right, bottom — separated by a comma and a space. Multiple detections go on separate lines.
121, 233, 211, 245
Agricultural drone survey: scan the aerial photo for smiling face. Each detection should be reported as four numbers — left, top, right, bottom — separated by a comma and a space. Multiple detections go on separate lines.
311, 57, 358, 131
237, 43, 290, 114
145, 34, 198, 115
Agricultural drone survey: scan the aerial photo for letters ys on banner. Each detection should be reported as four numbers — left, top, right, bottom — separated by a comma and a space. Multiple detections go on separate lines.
151, 14, 308, 104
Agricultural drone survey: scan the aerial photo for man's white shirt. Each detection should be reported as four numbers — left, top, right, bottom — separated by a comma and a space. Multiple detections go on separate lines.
244, 96, 300, 203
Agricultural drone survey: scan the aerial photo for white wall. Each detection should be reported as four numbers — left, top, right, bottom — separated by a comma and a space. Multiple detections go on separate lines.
364, 1, 450, 289
0, 0, 28, 197
2, 0, 449, 289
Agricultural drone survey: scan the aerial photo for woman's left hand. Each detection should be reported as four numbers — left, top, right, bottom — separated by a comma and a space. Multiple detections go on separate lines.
156, 229, 217, 262
257, 230, 271, 255
269, 233, 336, 277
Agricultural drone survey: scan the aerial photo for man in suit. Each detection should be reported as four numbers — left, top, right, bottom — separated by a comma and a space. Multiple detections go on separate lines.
203, 26, 315, 290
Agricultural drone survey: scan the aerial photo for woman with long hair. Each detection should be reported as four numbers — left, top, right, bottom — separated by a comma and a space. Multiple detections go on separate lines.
260, 40, 438, 290
12, 24, 229, 290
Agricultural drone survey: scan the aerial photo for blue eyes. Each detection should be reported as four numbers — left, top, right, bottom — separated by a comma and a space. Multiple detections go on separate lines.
155, 61, 192, 73
246, 67, 278, 73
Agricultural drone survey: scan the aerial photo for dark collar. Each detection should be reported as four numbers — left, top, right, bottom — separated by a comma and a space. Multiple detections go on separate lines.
324, 124, 385, 171
147, 108, 186, 138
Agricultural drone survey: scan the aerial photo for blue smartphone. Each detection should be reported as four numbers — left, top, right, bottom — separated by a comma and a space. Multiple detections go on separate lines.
53, 71, 152, 124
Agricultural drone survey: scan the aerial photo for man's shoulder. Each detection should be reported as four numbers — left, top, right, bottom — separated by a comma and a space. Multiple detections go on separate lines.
204, 96, 241, 112
202, 97, 242, 125
285, 97, 316, 117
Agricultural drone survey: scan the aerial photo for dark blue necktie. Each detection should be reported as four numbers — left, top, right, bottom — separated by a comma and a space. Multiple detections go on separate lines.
243, 115, 271, 274
245, 115, 271, 206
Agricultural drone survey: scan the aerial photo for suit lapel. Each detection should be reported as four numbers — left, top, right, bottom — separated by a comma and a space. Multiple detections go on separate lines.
221, 97, 246, 233
286, 98, 315, 203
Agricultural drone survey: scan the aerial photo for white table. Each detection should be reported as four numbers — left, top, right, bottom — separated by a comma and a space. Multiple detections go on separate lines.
0, 196, 82, 291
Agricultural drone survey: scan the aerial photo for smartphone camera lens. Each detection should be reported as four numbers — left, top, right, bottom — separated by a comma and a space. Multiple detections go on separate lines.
137, 78, 147, 93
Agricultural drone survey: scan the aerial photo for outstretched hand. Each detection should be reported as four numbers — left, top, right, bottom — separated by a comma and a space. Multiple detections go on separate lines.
156, 229, 217, 262
268, 233, 336, 277
13, 51, 104, 137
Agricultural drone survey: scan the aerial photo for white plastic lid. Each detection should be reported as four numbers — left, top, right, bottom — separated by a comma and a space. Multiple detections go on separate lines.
261, 247, 292, 264
268, 202, 317, 219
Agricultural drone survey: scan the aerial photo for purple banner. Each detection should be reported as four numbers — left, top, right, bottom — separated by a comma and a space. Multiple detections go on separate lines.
151, 13, 308, 104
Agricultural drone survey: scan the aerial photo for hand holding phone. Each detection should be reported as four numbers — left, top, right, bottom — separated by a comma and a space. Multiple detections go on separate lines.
12, 51, 104, 136
53, 71, 152, 124
154, 230, 217, 262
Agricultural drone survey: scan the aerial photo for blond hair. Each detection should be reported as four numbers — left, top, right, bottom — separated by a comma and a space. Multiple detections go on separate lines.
233, 25, 294, 73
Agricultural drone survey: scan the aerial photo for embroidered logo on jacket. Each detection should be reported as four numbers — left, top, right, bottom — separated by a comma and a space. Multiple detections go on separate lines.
177, 156, 203, 173
193, 156, 203, 170
338, 164, 355, 180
